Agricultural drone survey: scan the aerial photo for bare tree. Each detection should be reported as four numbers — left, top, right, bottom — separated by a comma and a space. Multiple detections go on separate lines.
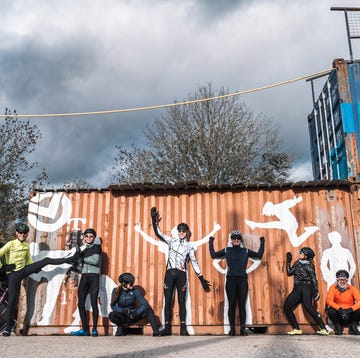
0, 109, 47, 241
59, 177, 92, 190
111, 84, 292, 185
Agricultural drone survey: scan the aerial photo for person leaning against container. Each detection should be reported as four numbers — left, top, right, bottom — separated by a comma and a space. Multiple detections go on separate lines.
70, 228, 102, 337
326, 269, 360, 335
283, 247, 328, 336
109, 272, 160, 336
150, 207, 211, 336
209, 230, 265, 336
0, 222, 80, 337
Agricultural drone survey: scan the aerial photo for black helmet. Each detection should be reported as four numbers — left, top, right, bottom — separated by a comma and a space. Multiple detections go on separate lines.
299, 247, 315, 259
83, 228, 96, 237
177, 223, 189, 233
230, 230, 243, 241
15, 222, 29, 234
336, 269, 349, 279
118, 272, 135, 285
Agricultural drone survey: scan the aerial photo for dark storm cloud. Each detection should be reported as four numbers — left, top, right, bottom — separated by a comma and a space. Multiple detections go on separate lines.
0, 35, 99, 111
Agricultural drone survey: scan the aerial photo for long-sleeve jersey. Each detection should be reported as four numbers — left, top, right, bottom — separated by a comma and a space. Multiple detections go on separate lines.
326, 283, 360, 311
152, 224, 202, 276
209, 239, 264, 277
286, 260, 319, 293
79, 242, 102, 275
110, 287, 149, 317
0, 239, 33, 271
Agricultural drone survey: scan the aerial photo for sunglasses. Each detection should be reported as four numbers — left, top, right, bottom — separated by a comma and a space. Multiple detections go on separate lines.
84, 234, 94, 238
17, 232, 28, 235
178, 230, 187, 233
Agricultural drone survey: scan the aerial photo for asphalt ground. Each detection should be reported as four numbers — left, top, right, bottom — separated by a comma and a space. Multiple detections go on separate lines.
1, 333, 359, 358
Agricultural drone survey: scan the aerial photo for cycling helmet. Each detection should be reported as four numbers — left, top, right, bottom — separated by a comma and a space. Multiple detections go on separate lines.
299, 247, 315, 259
118, 272, 135, 285
177, 223, 189, 233
336, 269, 349, 279
230, 230, 243, 241
83, 228, 96, 237
15, 222, 29, 234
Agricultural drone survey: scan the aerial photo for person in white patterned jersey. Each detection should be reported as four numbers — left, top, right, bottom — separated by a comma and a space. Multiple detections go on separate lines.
151, 207, 210, 336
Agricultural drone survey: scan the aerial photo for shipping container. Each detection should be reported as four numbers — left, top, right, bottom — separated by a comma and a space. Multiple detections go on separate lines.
16, 180, 360, 335
308, 59, 360, 181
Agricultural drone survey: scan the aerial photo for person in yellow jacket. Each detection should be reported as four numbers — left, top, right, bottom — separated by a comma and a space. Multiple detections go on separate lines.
0, 223, 79, 337
326, 269, 360, 335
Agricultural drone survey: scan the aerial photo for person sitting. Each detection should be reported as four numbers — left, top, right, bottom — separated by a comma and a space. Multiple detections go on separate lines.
326, 269, 360, 335
109, 272, 160, 336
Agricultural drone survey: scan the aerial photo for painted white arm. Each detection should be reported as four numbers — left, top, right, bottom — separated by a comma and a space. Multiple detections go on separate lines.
193, 222, 222, 250
212, 258, 226, 274
134, 223, 159, 246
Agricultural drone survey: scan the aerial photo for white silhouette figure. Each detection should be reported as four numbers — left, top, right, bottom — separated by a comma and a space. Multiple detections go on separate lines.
29, 242, 72, 325
29, 242, 118, 334
212, 236, 261, 334
245, 196, 319, 247
320, 231, 356, 290
134, 222, 221, 335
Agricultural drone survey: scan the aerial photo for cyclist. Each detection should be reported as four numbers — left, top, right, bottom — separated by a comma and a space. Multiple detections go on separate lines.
109, 272, 160, 336
0, 222, 79, 336
70, 228, 102, 337
326, 269, 360, 335
283, 247, 328, 335
151, 207, 210, 336
209, 230, 265, 336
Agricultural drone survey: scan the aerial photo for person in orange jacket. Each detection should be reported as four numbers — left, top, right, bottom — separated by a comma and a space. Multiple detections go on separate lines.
326, 269, 360, 335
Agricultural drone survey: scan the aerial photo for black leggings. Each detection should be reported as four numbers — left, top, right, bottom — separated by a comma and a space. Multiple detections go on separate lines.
283, 284, 325, 330
6, 255, 75, 332
327, 306, 360, 325
77, 273, 99, 331
163, 269, 187, 323
226, 276, 248, 326
109, 307, 158, 332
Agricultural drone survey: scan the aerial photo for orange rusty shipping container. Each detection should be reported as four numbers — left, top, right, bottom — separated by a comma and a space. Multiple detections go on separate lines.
17, 180, 360, 335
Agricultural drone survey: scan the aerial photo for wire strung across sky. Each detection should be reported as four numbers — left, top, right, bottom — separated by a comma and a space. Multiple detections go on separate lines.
0, 68, 333, 119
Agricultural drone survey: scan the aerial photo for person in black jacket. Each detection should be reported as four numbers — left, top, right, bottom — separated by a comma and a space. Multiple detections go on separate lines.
283, 247, 328, 335
209, 230, 264, 336
109, 272, 160, 336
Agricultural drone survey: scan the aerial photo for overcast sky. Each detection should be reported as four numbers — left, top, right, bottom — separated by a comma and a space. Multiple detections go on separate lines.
1, 0, 358, 188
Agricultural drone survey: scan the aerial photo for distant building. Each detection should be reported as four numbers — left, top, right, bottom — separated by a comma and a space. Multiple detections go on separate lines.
307, 59, 360, 181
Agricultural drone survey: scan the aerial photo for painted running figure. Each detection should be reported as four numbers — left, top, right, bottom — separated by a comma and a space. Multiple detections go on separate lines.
150, 207, 210, 336
245, 196, 318, 247
283, 247, 328, 336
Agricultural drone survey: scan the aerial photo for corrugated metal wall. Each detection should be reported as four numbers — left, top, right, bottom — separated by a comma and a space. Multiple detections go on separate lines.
18, 182, 360, 335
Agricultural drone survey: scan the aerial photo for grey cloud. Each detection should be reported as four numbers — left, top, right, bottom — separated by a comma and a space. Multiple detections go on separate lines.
0, 35, 99, 110
0, 0, 351, 188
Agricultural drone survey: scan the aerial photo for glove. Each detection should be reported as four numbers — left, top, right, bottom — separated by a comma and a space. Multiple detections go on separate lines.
209, 236, 215, 244
1, 263, 16, 272
151, 207, 158, 220
259, 236, 265, 243
198, 275, 211, 292
338, 307, 351, 322
129, 309, 137, 320
286, 252, 292, 262
123, 307, 132, 317
313, 291, 320, 301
